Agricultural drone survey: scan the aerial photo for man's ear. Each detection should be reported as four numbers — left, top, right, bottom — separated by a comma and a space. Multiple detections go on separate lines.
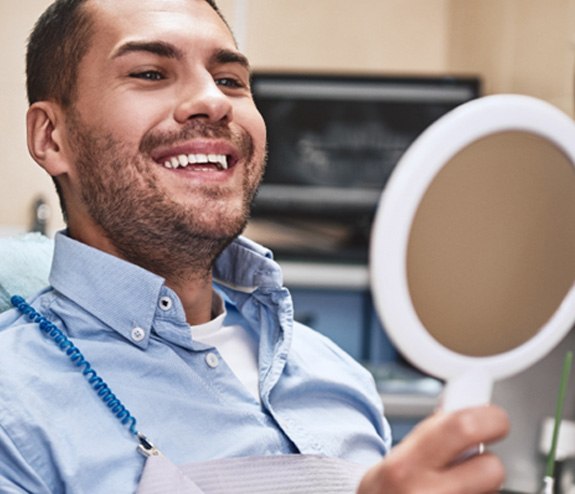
26, 102, 72, 177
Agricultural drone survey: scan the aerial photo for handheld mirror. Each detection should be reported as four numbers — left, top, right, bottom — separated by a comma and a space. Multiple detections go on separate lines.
370, 94, 575, 412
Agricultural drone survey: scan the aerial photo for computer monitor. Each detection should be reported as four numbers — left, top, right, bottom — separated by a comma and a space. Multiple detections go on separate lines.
248, 73, 481, 262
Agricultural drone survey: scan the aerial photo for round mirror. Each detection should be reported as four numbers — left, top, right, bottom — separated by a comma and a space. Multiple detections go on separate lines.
370, 95, 575, 411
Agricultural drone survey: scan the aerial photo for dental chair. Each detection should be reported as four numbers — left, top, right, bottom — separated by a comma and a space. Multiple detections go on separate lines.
0, 232, 53, 313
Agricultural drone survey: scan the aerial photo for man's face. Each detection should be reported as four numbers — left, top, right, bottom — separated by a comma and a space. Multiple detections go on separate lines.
61, 0, 267, 273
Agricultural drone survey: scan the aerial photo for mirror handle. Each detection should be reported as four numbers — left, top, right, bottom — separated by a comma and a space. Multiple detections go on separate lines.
441, 369, 493, 463
441, 368, 493, 413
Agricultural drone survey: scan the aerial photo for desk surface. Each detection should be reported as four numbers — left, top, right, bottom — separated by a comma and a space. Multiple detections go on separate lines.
381, 392, 440, 418
280, 261, 370, 290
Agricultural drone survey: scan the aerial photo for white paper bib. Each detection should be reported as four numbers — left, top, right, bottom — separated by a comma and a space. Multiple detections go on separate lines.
137, 453, 368, 494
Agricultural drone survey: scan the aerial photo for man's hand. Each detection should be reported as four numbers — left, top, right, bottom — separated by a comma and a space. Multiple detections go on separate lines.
357, 405, 510, 494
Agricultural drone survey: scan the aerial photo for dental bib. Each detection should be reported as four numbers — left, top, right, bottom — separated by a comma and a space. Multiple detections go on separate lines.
136, 452, 368, 494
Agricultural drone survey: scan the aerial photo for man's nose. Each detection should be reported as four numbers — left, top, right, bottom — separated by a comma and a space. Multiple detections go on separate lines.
174, 76, 233, 124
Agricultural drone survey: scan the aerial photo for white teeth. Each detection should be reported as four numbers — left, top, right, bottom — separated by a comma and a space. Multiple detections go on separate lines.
162, 153, 229, 170
218, 155, 229, 170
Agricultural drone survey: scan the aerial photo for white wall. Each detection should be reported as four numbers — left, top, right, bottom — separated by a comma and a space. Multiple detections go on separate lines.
447, 0, 575, 113
0, 0, 55, 235
242, 0, 450, 74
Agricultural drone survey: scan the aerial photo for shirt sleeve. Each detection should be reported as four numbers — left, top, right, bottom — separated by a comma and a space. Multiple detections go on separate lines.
0, 423, 54, 494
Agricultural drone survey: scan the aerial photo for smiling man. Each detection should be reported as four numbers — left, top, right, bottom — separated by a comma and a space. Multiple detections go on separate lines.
0, 0, 509, 493
27, 0, 267, 322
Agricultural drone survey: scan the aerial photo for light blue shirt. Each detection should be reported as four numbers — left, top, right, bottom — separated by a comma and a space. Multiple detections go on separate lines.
0, 233, 391, 493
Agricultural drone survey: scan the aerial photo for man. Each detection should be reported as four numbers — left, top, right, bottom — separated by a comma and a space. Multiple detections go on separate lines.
0, 0, 509, 492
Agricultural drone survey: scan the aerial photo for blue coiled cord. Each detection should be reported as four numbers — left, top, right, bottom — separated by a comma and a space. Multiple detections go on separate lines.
11, 295, 139, 437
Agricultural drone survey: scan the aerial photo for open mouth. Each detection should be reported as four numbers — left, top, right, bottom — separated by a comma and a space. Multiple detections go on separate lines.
162, 153, 231, 171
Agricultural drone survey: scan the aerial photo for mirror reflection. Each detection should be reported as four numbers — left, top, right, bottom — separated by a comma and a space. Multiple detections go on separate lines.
407, 131, 575, 357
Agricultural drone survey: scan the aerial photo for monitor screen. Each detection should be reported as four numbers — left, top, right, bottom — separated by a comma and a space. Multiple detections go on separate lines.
247, 73, 481, 261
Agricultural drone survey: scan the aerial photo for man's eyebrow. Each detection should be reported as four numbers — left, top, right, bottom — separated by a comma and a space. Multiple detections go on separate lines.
111, 42, 251, 71
111, 41, 184, 60
211, 49, 251, 71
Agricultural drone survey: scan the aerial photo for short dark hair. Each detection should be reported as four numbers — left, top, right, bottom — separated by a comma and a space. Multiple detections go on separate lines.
26, 0, 226, 107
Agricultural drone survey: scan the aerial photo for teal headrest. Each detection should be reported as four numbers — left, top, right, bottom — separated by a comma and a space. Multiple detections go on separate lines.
0, 232, 54, 312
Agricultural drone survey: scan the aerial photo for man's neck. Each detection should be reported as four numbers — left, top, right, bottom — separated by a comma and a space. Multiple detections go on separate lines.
166, 274, 215, 325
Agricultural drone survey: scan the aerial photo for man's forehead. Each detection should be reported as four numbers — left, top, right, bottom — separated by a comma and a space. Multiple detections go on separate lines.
86, 0, 229, 35
89, 0, 213, 15
84, 0, 237, 55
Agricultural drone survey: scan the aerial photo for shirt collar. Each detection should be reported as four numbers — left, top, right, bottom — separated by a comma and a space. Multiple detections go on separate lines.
212, 236, 283, 292
48, 232, 284, 348
49, 232, 166, 348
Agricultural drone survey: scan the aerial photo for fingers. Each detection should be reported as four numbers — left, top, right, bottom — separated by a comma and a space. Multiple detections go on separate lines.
445, 452, 506, 493
358, 452, 505, 494
356, 405, 510, 494
405, 405, 510, 468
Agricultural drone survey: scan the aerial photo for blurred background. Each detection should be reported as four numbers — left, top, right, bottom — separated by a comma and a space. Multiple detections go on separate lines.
2, 1, 575, 492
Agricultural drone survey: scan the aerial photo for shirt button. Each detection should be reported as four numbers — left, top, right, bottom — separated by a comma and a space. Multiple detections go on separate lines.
131, 327, 146, 342
205, 352, 219, 369
159, 296, 173, 311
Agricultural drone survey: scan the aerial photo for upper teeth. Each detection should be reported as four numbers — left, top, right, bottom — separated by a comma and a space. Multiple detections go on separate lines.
163, 153, 228, 170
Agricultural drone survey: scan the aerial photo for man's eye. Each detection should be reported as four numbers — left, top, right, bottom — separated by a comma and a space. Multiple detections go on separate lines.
129, 70, 165, 81
215, 77, 245, 89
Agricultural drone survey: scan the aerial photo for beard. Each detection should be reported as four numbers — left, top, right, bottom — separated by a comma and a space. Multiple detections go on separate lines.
65, 110, 265, 281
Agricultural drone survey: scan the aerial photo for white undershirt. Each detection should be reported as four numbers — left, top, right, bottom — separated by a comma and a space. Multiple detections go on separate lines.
189, 293, 260, 401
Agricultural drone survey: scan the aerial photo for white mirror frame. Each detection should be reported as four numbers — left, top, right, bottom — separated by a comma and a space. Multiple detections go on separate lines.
370, 94, 575, 411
